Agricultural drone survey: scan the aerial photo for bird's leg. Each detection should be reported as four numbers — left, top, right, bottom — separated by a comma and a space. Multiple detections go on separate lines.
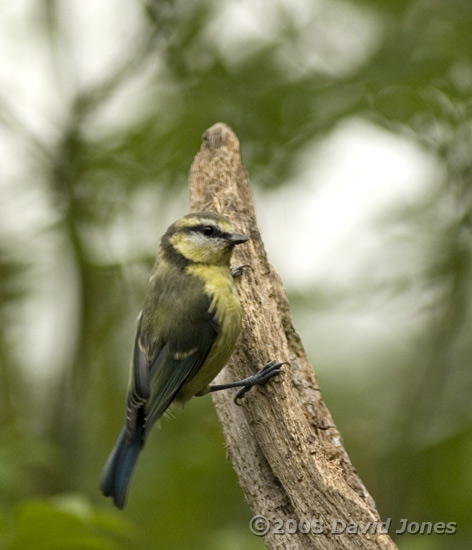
230, 264, 251, 278
209, 360, 286, 402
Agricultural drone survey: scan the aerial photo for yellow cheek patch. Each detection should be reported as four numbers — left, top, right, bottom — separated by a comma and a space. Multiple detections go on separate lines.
170, 232, 192, 258
170, 232, 222, 263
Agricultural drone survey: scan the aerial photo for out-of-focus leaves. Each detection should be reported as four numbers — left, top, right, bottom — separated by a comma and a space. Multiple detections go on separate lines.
0, 428, 60, 503
359, 1, 472, 124
0, 497, 136, 550
0, 252, 29, 305
1, 0, 472, 549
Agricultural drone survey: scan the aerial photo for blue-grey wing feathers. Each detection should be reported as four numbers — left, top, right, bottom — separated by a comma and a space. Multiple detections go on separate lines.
100, 412, 144, 509
101, 294, 217, 509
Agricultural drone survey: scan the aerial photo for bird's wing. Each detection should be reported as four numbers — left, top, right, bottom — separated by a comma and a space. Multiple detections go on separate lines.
143, 343, 213, 435
127, 291, 218, 441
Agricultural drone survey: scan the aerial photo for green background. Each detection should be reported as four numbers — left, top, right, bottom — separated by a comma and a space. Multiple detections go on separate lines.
1, 1, 471, 548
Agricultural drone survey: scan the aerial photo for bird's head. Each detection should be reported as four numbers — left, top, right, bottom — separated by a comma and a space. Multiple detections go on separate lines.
162, 212, 249, 266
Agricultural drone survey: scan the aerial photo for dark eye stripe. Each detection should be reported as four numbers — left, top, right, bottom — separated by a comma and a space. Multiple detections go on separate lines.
189, 223, 224, 238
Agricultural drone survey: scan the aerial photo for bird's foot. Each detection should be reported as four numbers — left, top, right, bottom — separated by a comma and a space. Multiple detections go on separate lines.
230, 264, 251, 278
209, 360, 286, 402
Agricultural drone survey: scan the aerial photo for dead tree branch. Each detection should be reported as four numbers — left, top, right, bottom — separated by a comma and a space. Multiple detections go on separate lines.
189, 122, 397, 550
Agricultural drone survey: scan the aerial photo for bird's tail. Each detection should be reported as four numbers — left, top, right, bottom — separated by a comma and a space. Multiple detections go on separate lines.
100, 424, 144, 509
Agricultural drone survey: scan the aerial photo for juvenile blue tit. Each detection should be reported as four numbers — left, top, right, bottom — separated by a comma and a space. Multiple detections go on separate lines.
101, 211, 283, 509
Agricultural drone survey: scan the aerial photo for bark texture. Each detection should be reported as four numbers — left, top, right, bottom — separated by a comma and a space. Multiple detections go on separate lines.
189, 123, 397, 550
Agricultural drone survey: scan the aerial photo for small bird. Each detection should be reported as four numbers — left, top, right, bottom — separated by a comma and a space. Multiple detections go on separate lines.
101, 211, 283, 509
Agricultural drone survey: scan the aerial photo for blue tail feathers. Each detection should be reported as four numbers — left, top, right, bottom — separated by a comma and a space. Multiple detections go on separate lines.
100, 423, 144, 509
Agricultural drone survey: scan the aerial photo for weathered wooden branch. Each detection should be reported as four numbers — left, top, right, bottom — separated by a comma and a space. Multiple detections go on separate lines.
189, 123, 397, 550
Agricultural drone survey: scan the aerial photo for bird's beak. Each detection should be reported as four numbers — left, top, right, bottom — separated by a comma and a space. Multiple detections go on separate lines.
228, 231, 249, 245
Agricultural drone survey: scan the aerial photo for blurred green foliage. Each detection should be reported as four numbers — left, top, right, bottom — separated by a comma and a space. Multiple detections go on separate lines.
1, 0, 472, 548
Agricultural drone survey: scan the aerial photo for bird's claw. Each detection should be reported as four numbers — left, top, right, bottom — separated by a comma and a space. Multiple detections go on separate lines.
234, 360, 286, 403
231, 264, 251, 278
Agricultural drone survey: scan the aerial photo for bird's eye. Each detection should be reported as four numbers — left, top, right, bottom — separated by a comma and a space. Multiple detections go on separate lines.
202, 225, 215, 236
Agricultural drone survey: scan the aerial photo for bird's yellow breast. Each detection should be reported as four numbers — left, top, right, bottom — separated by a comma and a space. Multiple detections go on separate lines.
188, 264, 240, 322
176, 264, 242, 401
